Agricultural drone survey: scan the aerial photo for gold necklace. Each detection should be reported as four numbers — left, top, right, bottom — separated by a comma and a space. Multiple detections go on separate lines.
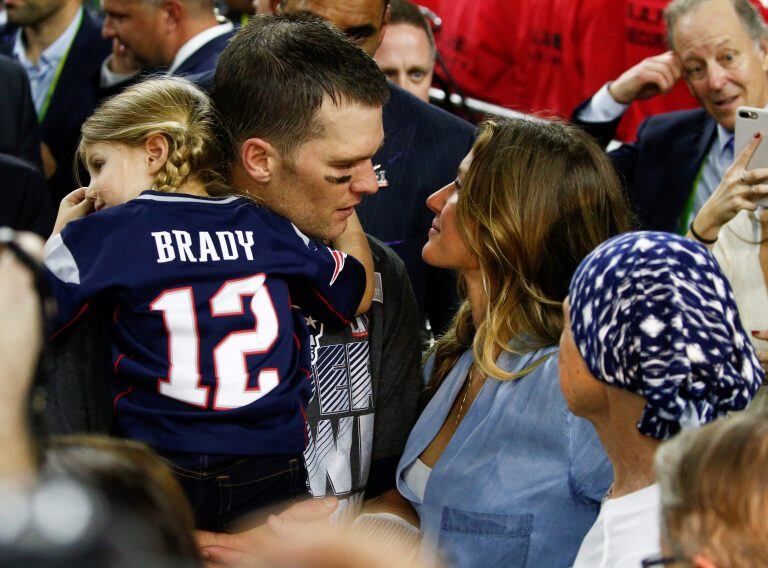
454, 366, 479, 429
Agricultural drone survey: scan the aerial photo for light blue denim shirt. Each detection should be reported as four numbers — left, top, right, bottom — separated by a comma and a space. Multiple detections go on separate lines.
396, 345, 612, 567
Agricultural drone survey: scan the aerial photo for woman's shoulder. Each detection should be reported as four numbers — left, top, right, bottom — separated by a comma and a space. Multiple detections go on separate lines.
495, 344, 561, 388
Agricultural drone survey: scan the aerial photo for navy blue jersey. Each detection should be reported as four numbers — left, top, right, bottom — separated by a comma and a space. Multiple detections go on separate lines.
43, 191, 366, 455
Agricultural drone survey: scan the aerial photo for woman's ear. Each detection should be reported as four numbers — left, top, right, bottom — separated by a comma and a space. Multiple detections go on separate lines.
145, 134, 169, 175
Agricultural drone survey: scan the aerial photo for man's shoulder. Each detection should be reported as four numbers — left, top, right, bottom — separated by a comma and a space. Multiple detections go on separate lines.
384, 83, 474, 141
640, 107, 712, 137
0, 52, 24, 83
174, 27, 236, 77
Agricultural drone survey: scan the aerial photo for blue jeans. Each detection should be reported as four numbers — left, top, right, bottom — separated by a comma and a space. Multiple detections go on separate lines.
161, 452, 308, 531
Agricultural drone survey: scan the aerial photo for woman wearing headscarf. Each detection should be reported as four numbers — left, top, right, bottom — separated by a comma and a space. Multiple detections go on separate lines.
560, 231, 764, 568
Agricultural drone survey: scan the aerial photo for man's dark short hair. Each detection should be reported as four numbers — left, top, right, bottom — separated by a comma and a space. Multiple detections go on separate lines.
211, 13, 390, 161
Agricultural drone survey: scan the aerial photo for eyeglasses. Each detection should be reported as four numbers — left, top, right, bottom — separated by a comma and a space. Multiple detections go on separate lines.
641, 554, 687, 567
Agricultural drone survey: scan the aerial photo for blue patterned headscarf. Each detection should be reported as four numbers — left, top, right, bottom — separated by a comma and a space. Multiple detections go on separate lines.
569, 231, 763, 440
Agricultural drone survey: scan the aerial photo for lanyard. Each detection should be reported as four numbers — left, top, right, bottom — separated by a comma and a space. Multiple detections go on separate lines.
37, 8, 84, 124
677, 155, 708, 236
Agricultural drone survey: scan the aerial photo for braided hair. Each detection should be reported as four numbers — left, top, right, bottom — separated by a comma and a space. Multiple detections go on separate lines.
79, 77, 232, 196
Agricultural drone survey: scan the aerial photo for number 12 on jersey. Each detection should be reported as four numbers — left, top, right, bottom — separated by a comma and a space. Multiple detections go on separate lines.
151, 273, 281, 410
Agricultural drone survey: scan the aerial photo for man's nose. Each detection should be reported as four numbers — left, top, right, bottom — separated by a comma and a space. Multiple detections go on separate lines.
352, 161, 380, 196
707, 63, 728, 91
102, 17, 116, 39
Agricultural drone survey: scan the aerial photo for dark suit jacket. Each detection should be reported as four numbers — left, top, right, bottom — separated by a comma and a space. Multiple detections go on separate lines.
358, 84, 475, 334
0, 152, 54, 237
1, 11, 112, 203
105, 28, 237, 98
573, 100, 716, 232
0, 53, 42, 170
174, 29, 235, 77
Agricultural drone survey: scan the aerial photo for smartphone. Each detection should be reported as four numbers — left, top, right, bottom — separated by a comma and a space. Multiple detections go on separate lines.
735, 106, 768, 206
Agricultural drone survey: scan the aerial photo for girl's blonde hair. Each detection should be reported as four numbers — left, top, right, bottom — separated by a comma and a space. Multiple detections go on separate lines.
427, 118, 633, 391
78, 76, 231, 195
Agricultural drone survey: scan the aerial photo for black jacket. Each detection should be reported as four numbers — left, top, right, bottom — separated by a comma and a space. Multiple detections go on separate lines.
1, 10, 111, 202
573, 98, 716, 231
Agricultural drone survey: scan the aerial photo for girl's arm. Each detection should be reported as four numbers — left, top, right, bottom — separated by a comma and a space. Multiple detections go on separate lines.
332, 210, 375, 315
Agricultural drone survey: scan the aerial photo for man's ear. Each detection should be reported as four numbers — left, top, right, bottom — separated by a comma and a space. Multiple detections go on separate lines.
759, 38, 768, 73
145, 134, 169, 175
240, 138, 278, 184
160, 0, 184, 30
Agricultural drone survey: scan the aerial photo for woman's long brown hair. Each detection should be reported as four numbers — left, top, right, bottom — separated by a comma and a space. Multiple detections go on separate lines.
427, 118, 633, 391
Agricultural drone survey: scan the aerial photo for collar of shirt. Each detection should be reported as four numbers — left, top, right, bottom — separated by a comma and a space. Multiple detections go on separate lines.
716, 122, 733, 158
13, 5, 83, 73
168, 22, 233, 74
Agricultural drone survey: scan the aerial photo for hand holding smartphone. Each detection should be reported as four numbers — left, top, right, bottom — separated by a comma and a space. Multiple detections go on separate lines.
735, 106, 768, 206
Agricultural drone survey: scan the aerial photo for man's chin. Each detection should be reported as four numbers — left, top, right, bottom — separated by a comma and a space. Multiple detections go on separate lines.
708, 101, 740, 131
294, 222, 342, 243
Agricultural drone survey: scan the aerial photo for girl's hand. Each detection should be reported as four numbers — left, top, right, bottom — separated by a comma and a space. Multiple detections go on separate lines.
693, 133, 768, 241
52, 188, 96, 235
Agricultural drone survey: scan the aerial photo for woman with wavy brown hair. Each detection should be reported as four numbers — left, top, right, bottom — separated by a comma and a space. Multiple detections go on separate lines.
362, 118, 632, 567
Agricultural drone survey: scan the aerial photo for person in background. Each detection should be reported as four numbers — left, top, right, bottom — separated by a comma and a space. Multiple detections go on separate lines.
44, 435, 200, 563
0, 153, 54, 237
0, 0, 110, 202
373, 0, 435, 103
100, 0, 235, 89
614, 0, 768, 142
561, 231, 763, 567
0, 230, 44, 486
0, 53, 42, 169
573, 0, 768, 233
652, 410, 768, 568
684, 133, 768, 410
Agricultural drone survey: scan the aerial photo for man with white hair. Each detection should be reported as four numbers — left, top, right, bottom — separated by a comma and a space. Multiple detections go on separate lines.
574, 0, 768, 234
